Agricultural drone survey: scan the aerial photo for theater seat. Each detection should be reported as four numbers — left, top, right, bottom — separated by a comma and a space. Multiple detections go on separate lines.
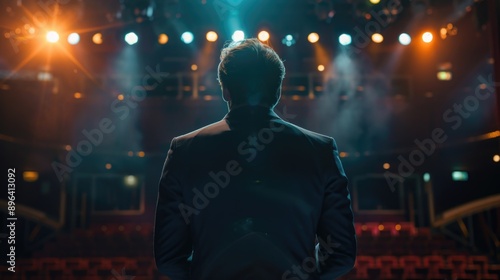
399, 255, 422, 278
376, 255, 399, 278
355, 256, 375, 278
468, 254, 490, 274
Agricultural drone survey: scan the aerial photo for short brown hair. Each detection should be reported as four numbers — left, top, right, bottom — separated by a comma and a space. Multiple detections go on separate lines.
217, 38, 285, 107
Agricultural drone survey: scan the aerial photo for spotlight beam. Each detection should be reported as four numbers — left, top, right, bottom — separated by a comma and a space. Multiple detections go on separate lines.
53, 43, 96, 84
2, 43, 46, 82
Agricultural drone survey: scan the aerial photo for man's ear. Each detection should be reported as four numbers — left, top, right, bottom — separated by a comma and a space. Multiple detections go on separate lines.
222, 87, 231, 102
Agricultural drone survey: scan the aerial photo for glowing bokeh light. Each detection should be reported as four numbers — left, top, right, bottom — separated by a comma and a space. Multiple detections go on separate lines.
158, 34, 168, 44
258, 31, 270, 42
399, 33, 411, 45
232, 30, 245, 41
67, 33, 80, 45
124, 32, 138, 45
181, 32, 194, 44
371, 33, 384, 43
92, 33, 103, 44
283, 34, 296, 46
124, 175, 138, 187
437, 71, 452, 81
308, 32, 319, 43
46, 31, 59, 43
206, 31, 218, 42
423, 173, 431, 182
339, 34, 352, 45
422, 32, 433, 43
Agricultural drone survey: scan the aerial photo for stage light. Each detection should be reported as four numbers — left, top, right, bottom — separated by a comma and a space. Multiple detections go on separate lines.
92, 33, 103, 44
437, 71, 452, 81
383, 163, 390, 170
423, 173, 430, 182
74, 92, 82, 99
493, 154, 500, 162
339, 34, 352, 45
124, 175, 138, 188
206, 31, 218, 42
23, 171, 39, 182
452, 171, 468, 181
67, 32, 80, 45
181, 32, 194, 44
105, 163, 112, 170
317, 65, 325, 72
46, 31, 59, 43
232, 30, 245, 41
371, 33, 384, 43
158, 33, 168, 44
399, 33, 411, 45
137, 151, 145, 157
308, 32, 319, 43
440, 27, 448, 39
422, 32, 433, 43
258, 31, 270, 42
282, 34, 296, 46
191, 64, 198, 71
124, 32, 138, 45
370, 0, 381, 4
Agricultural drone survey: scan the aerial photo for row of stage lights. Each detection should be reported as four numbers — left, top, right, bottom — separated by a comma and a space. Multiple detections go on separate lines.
44, 29, 438, 46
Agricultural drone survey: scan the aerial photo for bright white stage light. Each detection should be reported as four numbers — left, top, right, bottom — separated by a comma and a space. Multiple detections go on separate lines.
67, 33, 80, 45
339, 34, 352, 46
181, 32, 194, 44
232, 30, 245, 41
399, 33, 411, 45
46, 31, 59, 43
125, 32, 138, 45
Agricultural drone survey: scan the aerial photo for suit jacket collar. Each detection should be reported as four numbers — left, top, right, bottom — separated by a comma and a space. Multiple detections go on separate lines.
224, 105, 280, 123
223, 105, 281, 130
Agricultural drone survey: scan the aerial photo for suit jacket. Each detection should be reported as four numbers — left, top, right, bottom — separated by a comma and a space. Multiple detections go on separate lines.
154, 105, 356, 280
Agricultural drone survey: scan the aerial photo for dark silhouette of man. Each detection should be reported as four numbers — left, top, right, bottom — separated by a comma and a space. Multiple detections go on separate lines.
154, 38, 356, 280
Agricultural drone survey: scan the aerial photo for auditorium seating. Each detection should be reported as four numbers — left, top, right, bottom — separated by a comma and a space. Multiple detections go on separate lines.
1, 222, 498, 280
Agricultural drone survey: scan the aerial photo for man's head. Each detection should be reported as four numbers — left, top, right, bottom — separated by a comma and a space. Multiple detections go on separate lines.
217, 38, 285, 108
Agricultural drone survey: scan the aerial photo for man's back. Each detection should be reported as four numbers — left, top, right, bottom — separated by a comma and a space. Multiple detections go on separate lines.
154, 105, 356, 280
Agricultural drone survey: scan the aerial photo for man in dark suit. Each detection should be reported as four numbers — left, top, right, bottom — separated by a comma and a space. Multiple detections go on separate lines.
154, 38, 356, 280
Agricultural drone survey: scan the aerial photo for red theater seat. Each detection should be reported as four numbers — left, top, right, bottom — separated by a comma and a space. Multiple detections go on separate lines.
376, 255, 399, 278
468, 254, 490, 273
423, 255, 445, 275
355, 256, 375, 278
399, 255, 422, 277
447, 254, 468, 276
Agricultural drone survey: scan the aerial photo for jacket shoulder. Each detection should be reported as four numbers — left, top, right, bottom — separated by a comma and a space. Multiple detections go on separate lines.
172, 120, 229, 147
283, 121, 334, 146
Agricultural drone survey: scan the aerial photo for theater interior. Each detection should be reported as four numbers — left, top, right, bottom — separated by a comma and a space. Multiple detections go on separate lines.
0, 0, 499, 279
